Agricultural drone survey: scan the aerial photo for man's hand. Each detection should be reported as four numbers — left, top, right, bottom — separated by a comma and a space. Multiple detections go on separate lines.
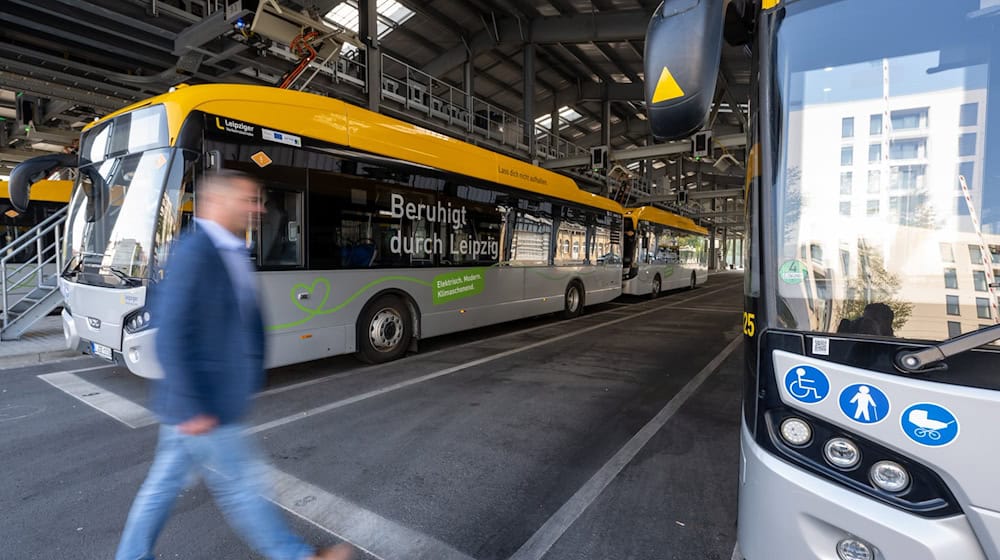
178, 414, 219, 435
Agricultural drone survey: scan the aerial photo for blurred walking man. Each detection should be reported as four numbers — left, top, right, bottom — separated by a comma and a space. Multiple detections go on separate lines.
115, 170, 354, 560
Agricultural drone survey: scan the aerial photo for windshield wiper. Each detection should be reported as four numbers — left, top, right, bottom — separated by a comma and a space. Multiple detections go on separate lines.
106, 267, 142, 287
896, 324, 1000, 373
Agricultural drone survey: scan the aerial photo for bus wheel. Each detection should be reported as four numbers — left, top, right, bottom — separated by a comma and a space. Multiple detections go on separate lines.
689, 272, 697, 290
562, 282, 585, 319
357, 295, 412, 363
651, 275, 662, 299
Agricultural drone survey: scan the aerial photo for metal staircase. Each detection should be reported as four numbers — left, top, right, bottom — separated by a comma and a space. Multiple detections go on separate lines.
1, 206, 67, 340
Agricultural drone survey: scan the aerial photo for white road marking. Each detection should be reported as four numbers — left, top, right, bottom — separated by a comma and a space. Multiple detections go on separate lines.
268, 467, 475, 560
661, 306, 741, 314
248, 283, 738, 435
37, 371, 156, 428
507, 335, 743, 560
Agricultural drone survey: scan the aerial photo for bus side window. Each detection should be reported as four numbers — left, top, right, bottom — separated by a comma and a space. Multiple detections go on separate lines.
258, 187, 304, 268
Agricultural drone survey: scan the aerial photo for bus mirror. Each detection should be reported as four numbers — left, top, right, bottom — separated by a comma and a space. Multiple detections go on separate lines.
644, 0, 724, 140
8, 153, 77, 212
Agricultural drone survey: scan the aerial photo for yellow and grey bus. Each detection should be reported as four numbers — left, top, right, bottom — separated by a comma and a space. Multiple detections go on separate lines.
621, 206, 708, 297
9, 84, 624, 377
648, 1, 1000, 559
0, 180, 72, 254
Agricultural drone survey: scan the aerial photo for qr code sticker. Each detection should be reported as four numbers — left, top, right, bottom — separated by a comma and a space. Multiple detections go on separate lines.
812, 337, 830, 356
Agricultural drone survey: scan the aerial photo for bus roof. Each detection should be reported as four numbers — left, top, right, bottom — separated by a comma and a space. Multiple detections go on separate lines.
91, 84, 624, 215
624, 206, 709, 235
0, 180, 74, 204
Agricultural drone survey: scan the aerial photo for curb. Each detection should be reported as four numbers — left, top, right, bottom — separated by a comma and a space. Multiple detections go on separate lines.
0, 349, 82, 369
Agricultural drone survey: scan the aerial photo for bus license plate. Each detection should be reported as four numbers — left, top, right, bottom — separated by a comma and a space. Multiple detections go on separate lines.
92, 342, 113, 361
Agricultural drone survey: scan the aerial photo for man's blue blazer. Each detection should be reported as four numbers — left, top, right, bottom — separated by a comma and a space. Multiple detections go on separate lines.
151, 226, 266, 426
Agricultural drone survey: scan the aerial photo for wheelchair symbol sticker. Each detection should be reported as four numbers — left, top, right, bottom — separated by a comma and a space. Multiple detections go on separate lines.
838, 383, 890, 424
901, 403, 959, 447
783, 365, 830, 404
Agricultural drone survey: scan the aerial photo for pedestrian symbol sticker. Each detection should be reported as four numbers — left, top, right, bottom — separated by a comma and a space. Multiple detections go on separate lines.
839, 383, 890, 424
783, 365, 830, 404
901, 403, 959, 447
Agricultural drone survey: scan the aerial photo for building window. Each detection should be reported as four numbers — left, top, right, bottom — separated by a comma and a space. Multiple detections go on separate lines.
948, 321, 962, 337
957, 196, 971, 217
890, 107, 928, 130
970, 245, 983, 264
974, 270, 988, 292
944, 268, 958, 289
870, 114, 882, 135
947, 295, 961, 316
841, 146, 853, 166
959, 133, 977, 157
867, 200, 880, 216
890, 165, 926, 191
958, 162, 975, 192
842, 117, 854, 138
890, 138, 927, 160
959, 102, 978, 127
977, 297, 992, 319
840, 172, 853, 195
867, 170, 881, 193
869, 143, 881, 162
840, 201, 851, 216
889, 194, 928, 226
941, 243, 955, 263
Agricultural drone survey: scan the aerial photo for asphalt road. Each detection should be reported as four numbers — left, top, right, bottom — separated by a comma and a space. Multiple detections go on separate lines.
0, 272, 744, 560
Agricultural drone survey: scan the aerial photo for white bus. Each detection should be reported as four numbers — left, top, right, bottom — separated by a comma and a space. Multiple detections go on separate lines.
10, 84, 625, 377
621, 206, 709, 297
647, 1, 1000, 558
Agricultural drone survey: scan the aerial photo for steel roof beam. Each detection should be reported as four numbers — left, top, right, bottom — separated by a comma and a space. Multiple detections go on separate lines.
423, 10, 651, 77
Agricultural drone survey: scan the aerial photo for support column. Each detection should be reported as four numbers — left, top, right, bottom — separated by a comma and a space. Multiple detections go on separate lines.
721, 227, 730, 270
359, 0, 381, 111
709, 227, 717, 271
602, 99, 612, 196
523, 43, 536, 159
463, 60, 474, 107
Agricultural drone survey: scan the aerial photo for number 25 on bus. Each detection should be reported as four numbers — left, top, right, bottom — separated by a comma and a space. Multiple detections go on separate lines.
648, 1, 1000, 559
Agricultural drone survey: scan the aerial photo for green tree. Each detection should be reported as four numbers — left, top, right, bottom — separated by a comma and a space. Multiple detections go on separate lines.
838, 241, 913, 333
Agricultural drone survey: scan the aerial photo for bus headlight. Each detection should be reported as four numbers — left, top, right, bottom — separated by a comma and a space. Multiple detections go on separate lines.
779, 417, 812, 446
870, 461, 910, 493
824, 438, 861, 469
836, 537, 875, 560
124, 308, 152, 334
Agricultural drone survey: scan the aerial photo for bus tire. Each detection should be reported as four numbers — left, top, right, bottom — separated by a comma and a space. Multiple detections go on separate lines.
651, 274, 662, 299
562, 281, 585, 319
357, 294, 412, 363
690, 272, 697, 290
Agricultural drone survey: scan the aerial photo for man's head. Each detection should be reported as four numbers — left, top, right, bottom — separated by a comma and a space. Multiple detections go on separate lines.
196, 170, 264, 237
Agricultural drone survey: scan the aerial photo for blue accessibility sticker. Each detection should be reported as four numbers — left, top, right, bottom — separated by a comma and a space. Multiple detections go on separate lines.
901, 403, 959, 447
838, 383, 891, 425
783, 365, 830, 404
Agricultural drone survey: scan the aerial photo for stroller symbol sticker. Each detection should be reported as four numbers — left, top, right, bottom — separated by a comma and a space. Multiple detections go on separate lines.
783, 365, 830, 404
838, 383, 890, 424
901, 403, 959, 447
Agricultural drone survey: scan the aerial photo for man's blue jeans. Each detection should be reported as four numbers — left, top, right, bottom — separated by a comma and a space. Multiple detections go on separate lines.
115, 424, 314, 560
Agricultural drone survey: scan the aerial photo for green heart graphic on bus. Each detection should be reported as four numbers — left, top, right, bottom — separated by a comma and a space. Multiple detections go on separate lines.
292, 278, 331, 313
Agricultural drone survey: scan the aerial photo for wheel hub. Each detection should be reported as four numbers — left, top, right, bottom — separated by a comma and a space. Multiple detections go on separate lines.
369, 308, 404, 351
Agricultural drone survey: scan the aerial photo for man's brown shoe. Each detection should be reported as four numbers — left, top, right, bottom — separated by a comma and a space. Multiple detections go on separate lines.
310, 542, 356, 560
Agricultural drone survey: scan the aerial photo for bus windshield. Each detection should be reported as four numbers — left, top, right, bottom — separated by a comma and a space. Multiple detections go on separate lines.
771, 0, 1000, 341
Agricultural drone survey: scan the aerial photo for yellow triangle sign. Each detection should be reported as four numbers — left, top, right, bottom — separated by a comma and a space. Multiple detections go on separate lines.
652, 67, 685, 104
